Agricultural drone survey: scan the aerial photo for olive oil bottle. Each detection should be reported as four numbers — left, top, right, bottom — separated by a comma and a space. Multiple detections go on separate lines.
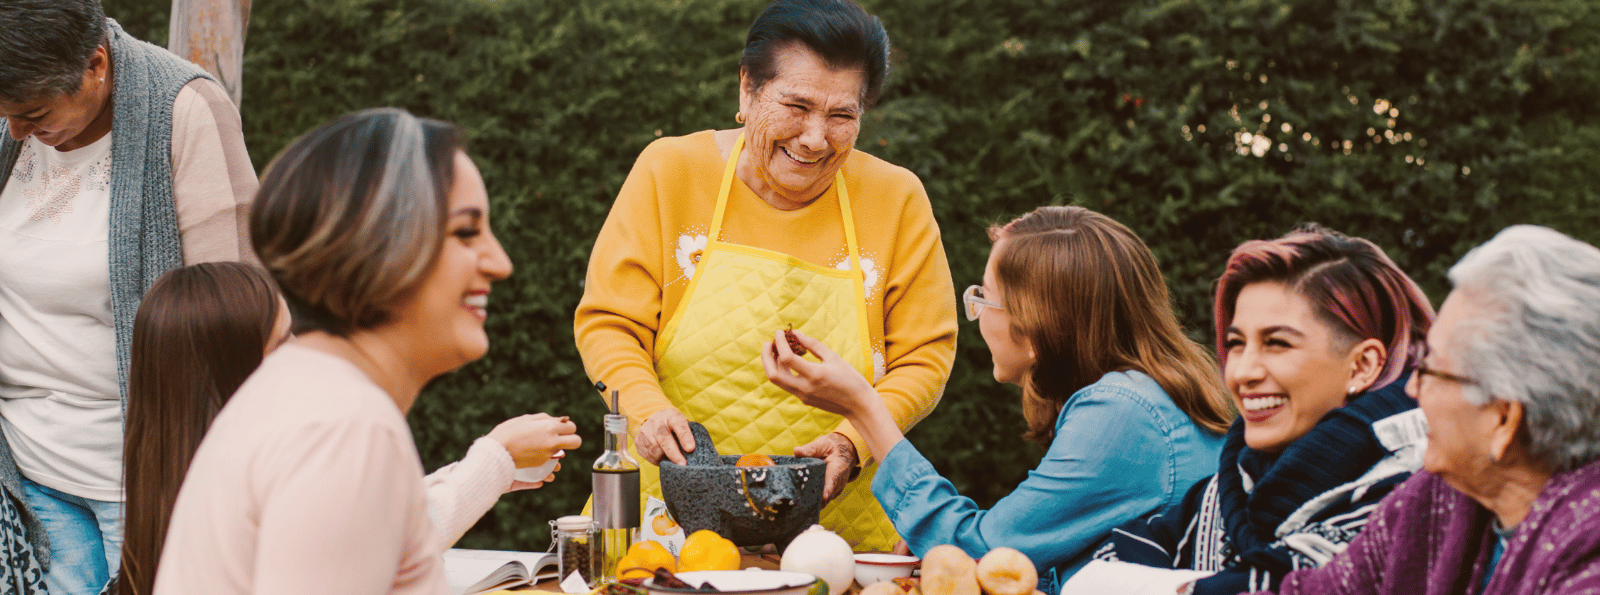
593, 389, 639, 581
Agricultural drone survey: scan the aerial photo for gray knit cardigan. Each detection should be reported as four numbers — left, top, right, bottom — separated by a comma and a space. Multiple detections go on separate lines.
0, 19, 209, 567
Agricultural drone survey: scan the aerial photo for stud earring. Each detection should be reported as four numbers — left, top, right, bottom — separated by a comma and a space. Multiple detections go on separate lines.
735, 112, 746, 125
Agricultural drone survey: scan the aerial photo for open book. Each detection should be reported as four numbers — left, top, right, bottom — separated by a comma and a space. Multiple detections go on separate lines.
443, 548, 560, 595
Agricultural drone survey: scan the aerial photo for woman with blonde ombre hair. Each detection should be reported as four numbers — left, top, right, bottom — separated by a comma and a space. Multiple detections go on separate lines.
154, 109, 582, 595
768, 205, 1231, 591
1074, 224, 1434, 595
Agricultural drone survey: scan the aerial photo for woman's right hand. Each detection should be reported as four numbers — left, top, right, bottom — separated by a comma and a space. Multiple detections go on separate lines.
637, 408, 698, 465
761, 329, 880, 419
764, 329, 905, 462
487, 413, 583, 469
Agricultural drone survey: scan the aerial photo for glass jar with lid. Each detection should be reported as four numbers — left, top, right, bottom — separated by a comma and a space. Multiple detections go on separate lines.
551, 515, 601, 587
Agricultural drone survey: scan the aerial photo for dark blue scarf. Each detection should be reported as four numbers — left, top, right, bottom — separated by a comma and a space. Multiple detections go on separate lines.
1214, 372, 1419, 559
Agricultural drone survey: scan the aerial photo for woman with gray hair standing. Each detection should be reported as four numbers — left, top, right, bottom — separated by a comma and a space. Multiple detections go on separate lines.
0, 1, 256, 593
1253, 224, 1600, 594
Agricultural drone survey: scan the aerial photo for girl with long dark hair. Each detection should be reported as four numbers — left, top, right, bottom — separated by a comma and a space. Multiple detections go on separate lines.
118, 262, 287, 595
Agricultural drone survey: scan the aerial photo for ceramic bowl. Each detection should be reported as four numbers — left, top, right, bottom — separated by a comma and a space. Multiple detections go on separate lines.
853, 553, 920, 587
514, 450, 564, 483
646, 570, 817, 595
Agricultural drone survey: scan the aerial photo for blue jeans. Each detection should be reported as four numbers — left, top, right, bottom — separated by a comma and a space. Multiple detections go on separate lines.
20, 477, 121, 595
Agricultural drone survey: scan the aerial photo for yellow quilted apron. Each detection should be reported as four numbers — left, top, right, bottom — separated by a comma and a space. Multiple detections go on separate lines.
646, 133, 897, 550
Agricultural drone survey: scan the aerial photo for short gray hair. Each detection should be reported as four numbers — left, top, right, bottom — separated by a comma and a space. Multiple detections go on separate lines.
0, 0, 107, 104
251, 108, 461, 336
1447, 225, 1600, 472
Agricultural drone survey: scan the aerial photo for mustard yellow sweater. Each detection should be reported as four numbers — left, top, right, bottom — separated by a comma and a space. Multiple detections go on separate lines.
574, 130, 957, 462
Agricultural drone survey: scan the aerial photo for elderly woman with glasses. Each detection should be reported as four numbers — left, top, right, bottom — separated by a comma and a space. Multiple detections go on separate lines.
769, 206, 1233, 589
1243, 225, 1600, 594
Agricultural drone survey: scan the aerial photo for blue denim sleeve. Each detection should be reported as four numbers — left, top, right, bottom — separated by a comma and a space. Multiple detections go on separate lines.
871, 385, 1195, 580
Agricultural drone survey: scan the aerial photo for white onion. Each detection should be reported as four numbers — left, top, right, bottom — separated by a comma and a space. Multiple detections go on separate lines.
780, 525, 855, 595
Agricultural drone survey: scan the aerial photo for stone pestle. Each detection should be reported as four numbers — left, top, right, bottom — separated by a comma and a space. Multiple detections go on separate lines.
683, 421, 722, 465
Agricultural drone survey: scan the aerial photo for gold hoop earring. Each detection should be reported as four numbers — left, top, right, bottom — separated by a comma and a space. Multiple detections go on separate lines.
735, 112, 746, 125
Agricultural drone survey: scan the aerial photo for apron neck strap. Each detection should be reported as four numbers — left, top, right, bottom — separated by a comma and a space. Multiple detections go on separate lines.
708, 133, 745, 242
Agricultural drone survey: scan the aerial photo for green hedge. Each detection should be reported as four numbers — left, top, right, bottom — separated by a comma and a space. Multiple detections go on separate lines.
104, 0, 1600, 551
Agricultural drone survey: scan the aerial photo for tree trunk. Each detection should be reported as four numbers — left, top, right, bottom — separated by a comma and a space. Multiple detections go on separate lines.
167, 0, 251, 106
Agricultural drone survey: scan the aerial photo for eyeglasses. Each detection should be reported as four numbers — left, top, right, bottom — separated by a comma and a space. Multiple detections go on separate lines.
1415, 343, 1478, 387
962, 285, 1004, 321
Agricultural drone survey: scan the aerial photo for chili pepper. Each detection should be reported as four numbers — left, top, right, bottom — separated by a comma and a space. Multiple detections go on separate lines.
784, 323, 808, 357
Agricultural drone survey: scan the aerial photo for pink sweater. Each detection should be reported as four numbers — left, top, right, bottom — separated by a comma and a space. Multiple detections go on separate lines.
154, 344, 512, 595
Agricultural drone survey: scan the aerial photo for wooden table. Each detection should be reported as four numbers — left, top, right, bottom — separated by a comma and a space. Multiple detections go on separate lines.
522, 552, 788, 593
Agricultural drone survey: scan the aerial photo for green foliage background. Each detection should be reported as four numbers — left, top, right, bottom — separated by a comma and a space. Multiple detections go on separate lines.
105, 0, 1600, 551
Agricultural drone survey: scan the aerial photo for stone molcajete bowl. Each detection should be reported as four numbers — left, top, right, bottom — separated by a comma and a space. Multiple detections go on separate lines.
659, 422, 826, 550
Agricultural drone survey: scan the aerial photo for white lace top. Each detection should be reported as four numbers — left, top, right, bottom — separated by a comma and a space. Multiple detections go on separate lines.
0, 132, 120, 501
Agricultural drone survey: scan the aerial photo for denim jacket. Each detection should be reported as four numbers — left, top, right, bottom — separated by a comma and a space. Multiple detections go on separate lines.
872, 370, 1223, 592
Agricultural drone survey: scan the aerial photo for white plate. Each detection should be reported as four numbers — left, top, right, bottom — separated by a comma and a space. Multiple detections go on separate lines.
646, 569, 817, 595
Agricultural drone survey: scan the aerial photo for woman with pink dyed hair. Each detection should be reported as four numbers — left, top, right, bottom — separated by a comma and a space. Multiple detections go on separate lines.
1066, 224, 1435, 595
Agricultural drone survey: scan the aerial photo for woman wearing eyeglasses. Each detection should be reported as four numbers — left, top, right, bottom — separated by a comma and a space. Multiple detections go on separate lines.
1066, 224, 1435, 595
766, 206, 1233, 590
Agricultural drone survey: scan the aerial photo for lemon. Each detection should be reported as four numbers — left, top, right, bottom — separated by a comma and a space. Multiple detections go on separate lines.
617, 540, 676, 580
679, 530, 740, 572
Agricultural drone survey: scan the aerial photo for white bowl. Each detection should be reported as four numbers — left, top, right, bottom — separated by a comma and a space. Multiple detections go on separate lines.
514, 450, 564, 483
646, 570, 817, 595
853, 553, 920, 587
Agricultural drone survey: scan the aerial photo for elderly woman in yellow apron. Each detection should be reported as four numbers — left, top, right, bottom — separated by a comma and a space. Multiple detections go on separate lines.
574, 0, 957, 551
